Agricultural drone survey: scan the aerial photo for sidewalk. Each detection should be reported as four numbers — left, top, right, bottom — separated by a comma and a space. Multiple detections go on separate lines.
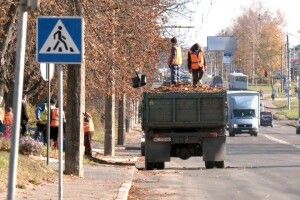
14, 126, 142, 200
262, 96, 297, 127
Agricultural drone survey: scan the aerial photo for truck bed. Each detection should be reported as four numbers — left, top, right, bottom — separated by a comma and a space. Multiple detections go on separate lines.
142, 91, 227, 129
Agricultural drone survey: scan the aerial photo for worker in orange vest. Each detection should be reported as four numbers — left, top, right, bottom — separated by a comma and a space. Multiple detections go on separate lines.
3, 107, 13, 139
168, 37, 183, 85
187, 43, 207, 86
83, 112, 94, 157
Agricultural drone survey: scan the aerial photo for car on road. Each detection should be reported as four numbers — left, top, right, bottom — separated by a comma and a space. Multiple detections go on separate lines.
260, 111, 273, 127
180, 73, 192, 84
297, 119, 300, 134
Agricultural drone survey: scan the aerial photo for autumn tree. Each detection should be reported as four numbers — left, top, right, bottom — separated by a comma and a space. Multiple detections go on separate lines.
224, 3, 285, 83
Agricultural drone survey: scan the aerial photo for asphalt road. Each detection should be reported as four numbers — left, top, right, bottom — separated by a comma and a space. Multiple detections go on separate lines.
129, 121, 300, 200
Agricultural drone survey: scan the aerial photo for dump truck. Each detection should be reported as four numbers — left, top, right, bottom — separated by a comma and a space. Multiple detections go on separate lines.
142, 85, 227, 170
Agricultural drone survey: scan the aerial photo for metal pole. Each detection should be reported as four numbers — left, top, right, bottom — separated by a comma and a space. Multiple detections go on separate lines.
58, 65, 64, 200
7, 1, 28, 199
287, 35, 291, 110
47, 64, 51, 165
252, 41, 255, 85
298, 75, 300, 118
281, 45, 283, 92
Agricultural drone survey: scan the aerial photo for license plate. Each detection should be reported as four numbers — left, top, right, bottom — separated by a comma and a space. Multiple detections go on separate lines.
241, 129, 249, 132
153, 137, 171, 142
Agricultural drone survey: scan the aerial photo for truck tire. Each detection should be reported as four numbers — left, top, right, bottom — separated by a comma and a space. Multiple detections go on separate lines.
205, 161, 215, 169
253, 132, 258, 136
156, 162, 165, 170
229, 132, 235, 137
141, 142, 145, 156
215, 161, 224, 168
145, 161, 155, 170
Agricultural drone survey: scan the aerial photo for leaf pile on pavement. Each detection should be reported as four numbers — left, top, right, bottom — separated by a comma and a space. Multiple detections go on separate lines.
149, 84, 225, 94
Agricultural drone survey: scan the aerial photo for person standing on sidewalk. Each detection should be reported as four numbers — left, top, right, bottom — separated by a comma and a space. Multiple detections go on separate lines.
35, 102, 48, 144
50, 98, 59, 148
3, 107, 13, 139
83, 112, 94, 157
187, 43, 207, 86
20, 95, 29, 136
168, 37, 182, 85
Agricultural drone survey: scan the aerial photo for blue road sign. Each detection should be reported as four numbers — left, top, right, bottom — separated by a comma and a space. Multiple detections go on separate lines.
37, 16, 84, 64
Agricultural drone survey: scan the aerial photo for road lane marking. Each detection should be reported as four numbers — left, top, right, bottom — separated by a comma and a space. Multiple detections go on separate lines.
262, 134, 300, 149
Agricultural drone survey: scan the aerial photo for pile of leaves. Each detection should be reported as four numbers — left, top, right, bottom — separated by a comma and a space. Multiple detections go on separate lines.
0, 137, 10, 151
19, 136, 43, 156
149, 84, 225, 94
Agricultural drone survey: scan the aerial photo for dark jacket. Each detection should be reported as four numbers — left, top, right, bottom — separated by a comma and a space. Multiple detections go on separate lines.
168, 46, 175, 66
21, 101, 29, 123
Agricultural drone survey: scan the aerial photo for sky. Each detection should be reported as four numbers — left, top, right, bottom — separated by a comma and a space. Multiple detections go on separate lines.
175, 0, 300, 47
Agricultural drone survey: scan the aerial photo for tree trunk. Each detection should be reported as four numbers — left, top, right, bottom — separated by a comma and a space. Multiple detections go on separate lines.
117, 94, 126, 146
104, 7, 116, 156
64, 0, 85, 177
65, 66, 85, 177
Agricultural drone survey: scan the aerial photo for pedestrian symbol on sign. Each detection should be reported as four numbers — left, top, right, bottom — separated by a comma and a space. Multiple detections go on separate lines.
39, 20, 80, 54
51, 26, 74, 52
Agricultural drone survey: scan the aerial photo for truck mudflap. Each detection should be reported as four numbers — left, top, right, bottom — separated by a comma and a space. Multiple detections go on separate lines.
202, 135, 226, 162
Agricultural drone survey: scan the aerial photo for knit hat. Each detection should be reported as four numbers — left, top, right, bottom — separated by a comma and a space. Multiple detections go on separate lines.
170, 37, 177, 44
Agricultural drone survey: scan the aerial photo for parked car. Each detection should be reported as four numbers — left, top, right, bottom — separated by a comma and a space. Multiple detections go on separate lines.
296, 119, 300, 134
260, 112, 273, 127
211, 75, 223, 88
180, 73, 192, 84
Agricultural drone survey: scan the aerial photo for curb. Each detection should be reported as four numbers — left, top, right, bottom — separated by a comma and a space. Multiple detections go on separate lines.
115, 166, 136, 200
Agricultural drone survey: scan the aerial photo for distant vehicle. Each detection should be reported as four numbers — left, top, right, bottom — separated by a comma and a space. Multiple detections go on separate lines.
229, 72, 248, 90
202, 74, 213, 85
227, 91, 260, 136
296, 119, 300, 134
180, 73, 192, 84
260, 112, 273, 127
211, 75, 223, 88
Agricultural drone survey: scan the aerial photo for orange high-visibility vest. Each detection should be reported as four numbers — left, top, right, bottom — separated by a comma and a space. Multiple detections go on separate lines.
3, 112, 13, 126
50, 108, 59, 127
190, 50, 205, 70
84, 118, 94, 133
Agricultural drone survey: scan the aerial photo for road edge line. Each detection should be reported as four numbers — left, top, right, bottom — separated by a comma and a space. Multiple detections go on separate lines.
262, 134, 300, 149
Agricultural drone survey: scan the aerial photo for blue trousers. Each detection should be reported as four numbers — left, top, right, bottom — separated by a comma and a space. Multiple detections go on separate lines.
170, 65, 180, 84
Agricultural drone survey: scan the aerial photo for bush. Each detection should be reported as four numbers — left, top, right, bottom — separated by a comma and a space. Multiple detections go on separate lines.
0, 137, 10, 151
19, 136, 43, 156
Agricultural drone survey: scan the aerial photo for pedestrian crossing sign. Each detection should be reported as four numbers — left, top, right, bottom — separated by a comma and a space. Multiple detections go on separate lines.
37, 16, 84, 64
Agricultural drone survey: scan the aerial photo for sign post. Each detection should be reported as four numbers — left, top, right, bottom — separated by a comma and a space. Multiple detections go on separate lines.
40, 63, 55, 165
37, 16, 83, 200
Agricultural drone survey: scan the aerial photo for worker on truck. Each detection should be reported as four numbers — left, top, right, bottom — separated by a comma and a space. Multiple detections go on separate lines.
168, 37, 182, 85
187, 43, 207, 86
